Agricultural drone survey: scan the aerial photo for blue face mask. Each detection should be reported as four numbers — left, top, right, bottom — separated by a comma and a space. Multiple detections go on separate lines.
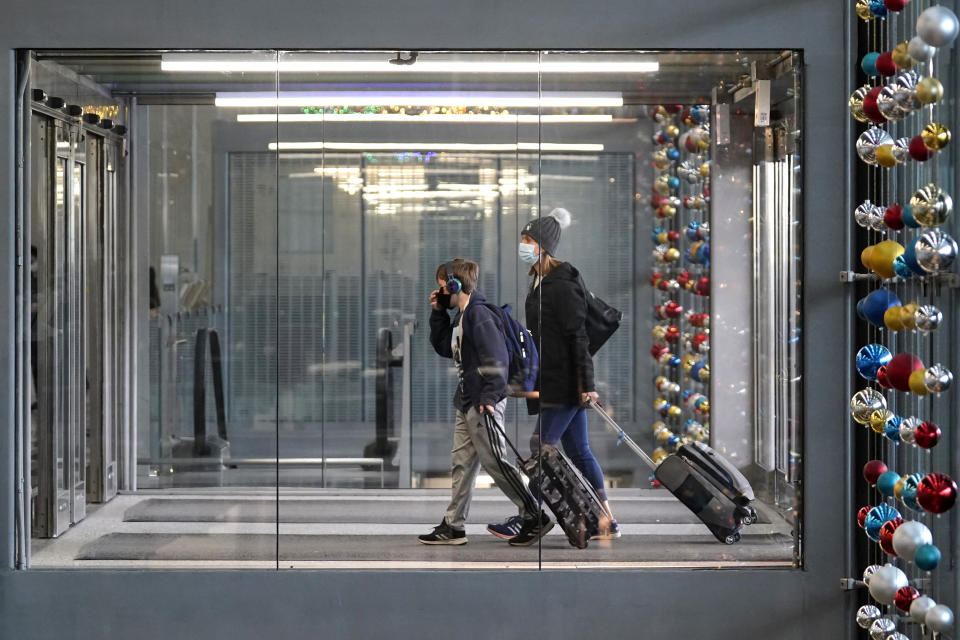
518, 243, 539, 266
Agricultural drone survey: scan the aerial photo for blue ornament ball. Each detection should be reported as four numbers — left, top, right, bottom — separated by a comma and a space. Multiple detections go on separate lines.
869, 0, 887, 18
901, 241, 927, 275
885, 416, 903, 443
893, 255, 915, 279
856, 344, 892, 380
667, 148, 680, 160
877, 470, 901, 496
914, 543, 941, 571
865, 503, 901, 541
667, 176, 680, 189
901, 473, 924, 511
857, 288, 902, 328
861, 52, 881, 76
901, 204, 921, 229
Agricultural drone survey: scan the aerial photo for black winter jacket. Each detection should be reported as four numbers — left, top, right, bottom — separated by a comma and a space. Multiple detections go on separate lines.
429, 291, 509, 412
525, 262, 595, 411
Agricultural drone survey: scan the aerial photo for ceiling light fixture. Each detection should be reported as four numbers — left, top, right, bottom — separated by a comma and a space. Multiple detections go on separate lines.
217, 91, 623, 108
237, 113, 615, 124
268, 141, 604, 152
162, 53, 658, 74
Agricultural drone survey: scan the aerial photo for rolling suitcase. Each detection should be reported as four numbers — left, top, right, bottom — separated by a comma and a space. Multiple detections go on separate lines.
483, 414, 609, 549
588, 400, 757, 545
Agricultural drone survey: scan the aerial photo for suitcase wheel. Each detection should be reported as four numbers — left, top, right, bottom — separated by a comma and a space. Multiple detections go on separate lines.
723, 531, 741, 545
736, 505, 757, 526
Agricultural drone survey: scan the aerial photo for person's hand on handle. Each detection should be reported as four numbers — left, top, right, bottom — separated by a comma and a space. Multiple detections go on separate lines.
581, 391, 599, 406
479, 404, 496, 416
430, 289, 441, 311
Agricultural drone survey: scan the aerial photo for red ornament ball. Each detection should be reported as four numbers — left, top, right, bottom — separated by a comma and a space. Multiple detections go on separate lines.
910, 135, 934, 161
650, 271, 663, 286
875, 365, 892, 389
885, 352, 925, 392
863, 459, 888, 485
665, 104, 683, 114
691, 333, 709, 352
664, 326, 681, 343
884, 204, 904, 230
857, 505, 871, 528
894, 586, 920, 612
862, 87, 885, 124
664, 301, 683, 318
914, 421, 941, 449
883, 0, 909, 10
875, 52, 898, 77
696, 277, 710, 296
667, 230, 680, 242
879, 517, 903, 555
917, 473, 957, 514
651, 343, 669, 359
677, 270, 691, 287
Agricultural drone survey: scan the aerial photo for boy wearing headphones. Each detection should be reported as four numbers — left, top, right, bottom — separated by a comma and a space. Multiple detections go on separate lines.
418, 258, 551, 545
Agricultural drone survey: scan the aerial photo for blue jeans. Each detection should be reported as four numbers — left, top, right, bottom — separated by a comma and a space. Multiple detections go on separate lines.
532, 405, 608, 501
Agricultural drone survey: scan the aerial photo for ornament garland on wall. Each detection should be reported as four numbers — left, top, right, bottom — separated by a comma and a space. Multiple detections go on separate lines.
648, 104, 711, 480
850, 2, 958, 638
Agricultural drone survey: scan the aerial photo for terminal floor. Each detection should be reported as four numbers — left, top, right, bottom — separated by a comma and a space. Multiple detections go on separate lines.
30, 489, 796, 569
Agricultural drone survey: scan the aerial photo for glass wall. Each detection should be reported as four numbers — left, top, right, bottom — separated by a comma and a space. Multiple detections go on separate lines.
20, 49, 803, 570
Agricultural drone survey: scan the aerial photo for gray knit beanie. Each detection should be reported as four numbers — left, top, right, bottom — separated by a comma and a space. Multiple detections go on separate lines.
521, 208, 572, 256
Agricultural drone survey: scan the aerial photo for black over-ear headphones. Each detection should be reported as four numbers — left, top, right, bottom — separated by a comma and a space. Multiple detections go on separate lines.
445, 260, 463, 294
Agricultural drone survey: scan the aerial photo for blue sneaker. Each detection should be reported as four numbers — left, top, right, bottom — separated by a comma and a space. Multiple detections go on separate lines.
487, 515, 525, 539
593, 521, 621, 540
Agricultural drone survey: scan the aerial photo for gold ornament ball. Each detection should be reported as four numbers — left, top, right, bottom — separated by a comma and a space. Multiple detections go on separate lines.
892, 42, 914, 69
922, 123, 951, 151
665, 247, 681, 262
849, 86, 871, 123
869, 240, 905, 278
652, 448, 668, 464
884, 306, 905, 331
876, 144, 899, 168
657, 231, 669, 244
909, 368, 929, 395
667, 406, 683, 419
894, 475, 908, 500
869, 409, 893, 435
916, 77, 944, 105
697, 400, 710, 415
856, 0, 874, 20
656, 428, 673, 443
681, 354, 698, 372
899, 302, 919, 330
652, 326, 666, 340
665, 124, 680, 139
699, 163, 710, 178
860, 245, 875, 271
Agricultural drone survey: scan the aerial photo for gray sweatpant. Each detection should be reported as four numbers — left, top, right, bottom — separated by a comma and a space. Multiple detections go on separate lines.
443, 400, 540, 530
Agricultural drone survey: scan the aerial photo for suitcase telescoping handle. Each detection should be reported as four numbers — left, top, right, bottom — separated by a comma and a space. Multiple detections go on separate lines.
482, 412, 529, 465
587, 400, 657, 471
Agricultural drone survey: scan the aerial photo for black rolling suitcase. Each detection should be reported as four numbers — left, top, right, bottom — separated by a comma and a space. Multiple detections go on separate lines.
483, 414, 608, 549
588, 400, 757, 545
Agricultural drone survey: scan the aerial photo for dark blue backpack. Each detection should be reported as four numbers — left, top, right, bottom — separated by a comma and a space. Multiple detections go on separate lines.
480, 303, 539, 394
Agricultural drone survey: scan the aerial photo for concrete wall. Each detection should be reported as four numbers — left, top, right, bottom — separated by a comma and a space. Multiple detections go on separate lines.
0, 1, 855, 638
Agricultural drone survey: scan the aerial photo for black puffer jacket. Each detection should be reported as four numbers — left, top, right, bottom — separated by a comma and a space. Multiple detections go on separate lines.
524, 262, 595, 412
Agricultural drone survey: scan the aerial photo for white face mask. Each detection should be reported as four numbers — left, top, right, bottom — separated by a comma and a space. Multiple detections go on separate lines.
518, 243, 539, 266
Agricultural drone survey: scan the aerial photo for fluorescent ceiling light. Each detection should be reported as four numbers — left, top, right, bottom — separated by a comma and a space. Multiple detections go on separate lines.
237, 113, 614, 124
268, 141, 604, 152
162, 53, 658, 74
217, 91, 623, 108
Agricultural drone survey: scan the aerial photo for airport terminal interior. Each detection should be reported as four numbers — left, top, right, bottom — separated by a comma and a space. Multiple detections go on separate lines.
17, 48, 805, 570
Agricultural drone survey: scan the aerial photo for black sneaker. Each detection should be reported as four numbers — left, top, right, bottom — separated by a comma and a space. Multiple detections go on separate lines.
487, 515, 524, 540
508, 513, 555, 546
418, 520, 467, 545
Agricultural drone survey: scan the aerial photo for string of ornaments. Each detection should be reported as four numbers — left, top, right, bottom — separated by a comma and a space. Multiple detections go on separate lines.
850, 2, 958, 638
647, 105, 711, 478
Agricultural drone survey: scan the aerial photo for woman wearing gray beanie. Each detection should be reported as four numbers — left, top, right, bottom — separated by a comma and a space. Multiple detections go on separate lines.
488, 208, 620, 543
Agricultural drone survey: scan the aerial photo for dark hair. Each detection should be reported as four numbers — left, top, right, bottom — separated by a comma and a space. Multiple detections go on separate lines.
436, 258, 479, 295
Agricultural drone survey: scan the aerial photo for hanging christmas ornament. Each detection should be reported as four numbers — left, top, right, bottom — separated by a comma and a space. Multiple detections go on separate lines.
892, 41, 914, 67
909, 184, 952, 226
917, 5, 960, 47
892, 520, 932, 560
898, 417, 919, 445
868, 618, 896, 640
914, 304, 943, 332
917, 473, 957, 513
865, 504, 901, 541
856, 344, 892, 380
863, 459, 889, 484
924, 364, 953, 393
868, 564, 908, 605
909, 135, 935, 160
875, 52, 898, 77
914, 543, 941, 570
884, 0, 909, 11
862, 86, 887, 123
892, 70, 922, 111
921, 122, 951, 151
908, 368, 929, 395
916, 76, 943, 103
894, 586, 920, 612
915, 229, 958, 271
857, 127, 895, 165
925, 604, 955, 633
850, 388, 887, 424
910, 596, 937, 624
901, 473, 924, 511
885, 352, 925, 391
908, 36, 936, 61
856, 605, 882, 629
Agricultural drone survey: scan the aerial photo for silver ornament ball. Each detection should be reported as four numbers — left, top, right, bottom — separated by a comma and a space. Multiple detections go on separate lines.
914, 304, 943, 332
856, 605, 882, 629
915, 229, 959, 272
917, 5, 960, 47
910, 596, 937, 624
924, 364, 953, 393
926, 604, 955, 633
868, 618, 897, 640
908, 35, 936, 61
